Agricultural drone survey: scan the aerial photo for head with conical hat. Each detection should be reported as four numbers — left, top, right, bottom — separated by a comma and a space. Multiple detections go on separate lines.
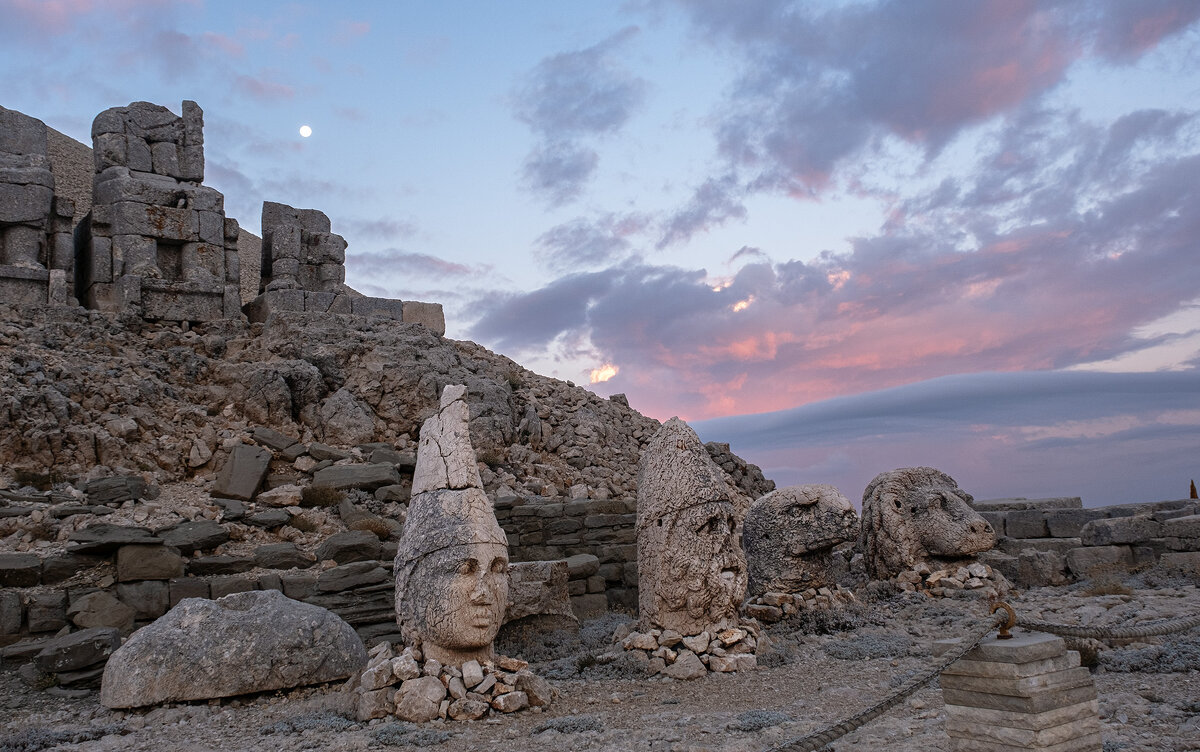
394, 385, 509, 666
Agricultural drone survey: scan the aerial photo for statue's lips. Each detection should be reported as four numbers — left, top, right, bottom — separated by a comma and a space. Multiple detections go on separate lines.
465, 607, 495, 628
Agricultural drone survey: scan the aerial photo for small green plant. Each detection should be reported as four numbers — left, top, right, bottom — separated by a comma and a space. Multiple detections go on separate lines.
474, 446, 505, 466
301, 486, 344, 508
349, 517, 394, 540
290, 512, 319, 533
13, 469, 68, 491
1080, 561, 1135, 596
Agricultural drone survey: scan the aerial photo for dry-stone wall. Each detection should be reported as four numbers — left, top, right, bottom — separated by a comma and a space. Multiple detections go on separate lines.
0, 105, 76, 307
972, 496, 1200, 587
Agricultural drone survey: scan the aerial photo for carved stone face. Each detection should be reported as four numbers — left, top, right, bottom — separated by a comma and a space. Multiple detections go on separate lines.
411, 541, 509, 665
645, 500, 747, 634
744, 484, 859, 595
858, 467, 996, 579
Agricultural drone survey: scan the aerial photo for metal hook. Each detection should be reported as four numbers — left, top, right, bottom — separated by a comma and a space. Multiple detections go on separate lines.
990, 601, 1016, 639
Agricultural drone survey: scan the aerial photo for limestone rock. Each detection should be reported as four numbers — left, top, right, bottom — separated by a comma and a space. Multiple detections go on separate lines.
636, 417, 747, 635
318, 387, 376, 446
395, 385, 509, 666
99, 590, 367, 708
116, 544, 184, 581
857, 467, 996, 580
662, 650, 707, 680
504, 559, 577, 629
211, 444, 271, 501
67, 591, 137, 632
35, 627, 121, 673
744, 484, 859, 595
394, 675, 446, 722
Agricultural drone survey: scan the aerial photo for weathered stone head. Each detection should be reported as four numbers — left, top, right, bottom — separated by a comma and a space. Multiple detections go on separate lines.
857, 467, 995, 579
394, 385, 509, 666
744, 484, 859, 595
637, 418, 747, 635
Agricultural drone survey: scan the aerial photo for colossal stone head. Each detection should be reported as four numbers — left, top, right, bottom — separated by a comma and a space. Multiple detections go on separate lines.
857, 467, 995, 579
394, 385, 509, 666
637, 418, 747, 635
744, 484, 859, 595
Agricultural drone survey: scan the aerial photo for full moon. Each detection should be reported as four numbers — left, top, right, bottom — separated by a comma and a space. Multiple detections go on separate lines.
299, 125, 312, 138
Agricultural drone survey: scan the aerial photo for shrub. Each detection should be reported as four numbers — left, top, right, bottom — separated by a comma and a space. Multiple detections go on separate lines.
727, 710, 792, 732
259, 712, 354, 735
532, 715, 604, 735
301, 486, 344, 508
0, 724, 125, 752
823, 632, 911, 660
349, 517, 394, 540
370, 723, 452, 746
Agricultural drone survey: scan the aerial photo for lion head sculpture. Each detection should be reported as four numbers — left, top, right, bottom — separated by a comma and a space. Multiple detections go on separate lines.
857, 467, 995, 579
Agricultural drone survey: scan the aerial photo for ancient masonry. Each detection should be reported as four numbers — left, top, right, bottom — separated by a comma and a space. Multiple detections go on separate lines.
936, 631, 1103, 751
0, 106, 75, 307
0, 100, 443, 331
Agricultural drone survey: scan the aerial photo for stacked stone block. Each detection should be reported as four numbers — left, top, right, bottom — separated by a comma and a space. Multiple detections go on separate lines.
496, 495, 638, 614
937, 631, 1101, 751
0, 105, 75, 306
259, 200, 345, 294
243, 200, 446, 334
76, 101, 241, 321
972, 497, 1200, 587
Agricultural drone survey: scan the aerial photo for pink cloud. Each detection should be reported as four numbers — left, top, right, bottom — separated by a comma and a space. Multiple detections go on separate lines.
333, 20, 369, 44
1, 0, 94, 35
233, 73, 295, 102
201, 31, 244, 58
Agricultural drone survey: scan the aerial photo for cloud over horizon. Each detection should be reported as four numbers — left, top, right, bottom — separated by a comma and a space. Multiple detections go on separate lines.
693, 369, 1200, 507
473, 1, 1200, 424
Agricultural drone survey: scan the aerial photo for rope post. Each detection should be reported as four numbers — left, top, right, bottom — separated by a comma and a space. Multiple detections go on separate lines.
934, 631, 1102, 751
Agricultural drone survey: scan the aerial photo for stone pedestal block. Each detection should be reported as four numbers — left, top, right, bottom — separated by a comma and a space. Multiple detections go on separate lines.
936, 631, 1101, 751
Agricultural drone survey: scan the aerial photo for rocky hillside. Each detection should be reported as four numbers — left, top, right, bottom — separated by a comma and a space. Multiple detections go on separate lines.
0, 303, 773, 503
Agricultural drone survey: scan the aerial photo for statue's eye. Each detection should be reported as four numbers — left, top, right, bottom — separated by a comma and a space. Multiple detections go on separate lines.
489, 557, 508, 574
456, 560, 478, 576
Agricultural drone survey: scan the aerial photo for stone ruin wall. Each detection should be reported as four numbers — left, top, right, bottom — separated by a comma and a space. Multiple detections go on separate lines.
0, 100, 440, 330
972, 496, 1200, 587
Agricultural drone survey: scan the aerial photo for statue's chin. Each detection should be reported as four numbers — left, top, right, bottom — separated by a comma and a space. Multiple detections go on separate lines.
421, 641, 494, 667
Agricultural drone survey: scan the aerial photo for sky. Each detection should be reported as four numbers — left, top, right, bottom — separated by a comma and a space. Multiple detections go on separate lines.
2, 0, 1198, 507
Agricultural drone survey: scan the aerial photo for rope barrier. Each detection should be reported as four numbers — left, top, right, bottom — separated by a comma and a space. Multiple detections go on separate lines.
1014, 613, 1200, 640
763, 609, 1007, 752
760, 601, 1200, 752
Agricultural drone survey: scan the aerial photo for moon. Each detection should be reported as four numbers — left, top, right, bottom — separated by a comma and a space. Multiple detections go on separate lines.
299, 125, 312, 138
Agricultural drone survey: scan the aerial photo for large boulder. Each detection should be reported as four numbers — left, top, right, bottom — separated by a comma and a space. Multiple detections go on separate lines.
857, 467, 995, 579
99, 590, 366, 708
744, 484, 859, 595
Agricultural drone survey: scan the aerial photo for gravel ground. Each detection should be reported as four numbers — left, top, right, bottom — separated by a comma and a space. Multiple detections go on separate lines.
3, 580, 1198, 751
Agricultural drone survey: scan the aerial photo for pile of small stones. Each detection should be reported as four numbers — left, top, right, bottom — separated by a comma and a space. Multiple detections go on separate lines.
744, 585, 857, 622
893, 561, 1011, 598
347, 642, 554, 723
618, 624, 758, 679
